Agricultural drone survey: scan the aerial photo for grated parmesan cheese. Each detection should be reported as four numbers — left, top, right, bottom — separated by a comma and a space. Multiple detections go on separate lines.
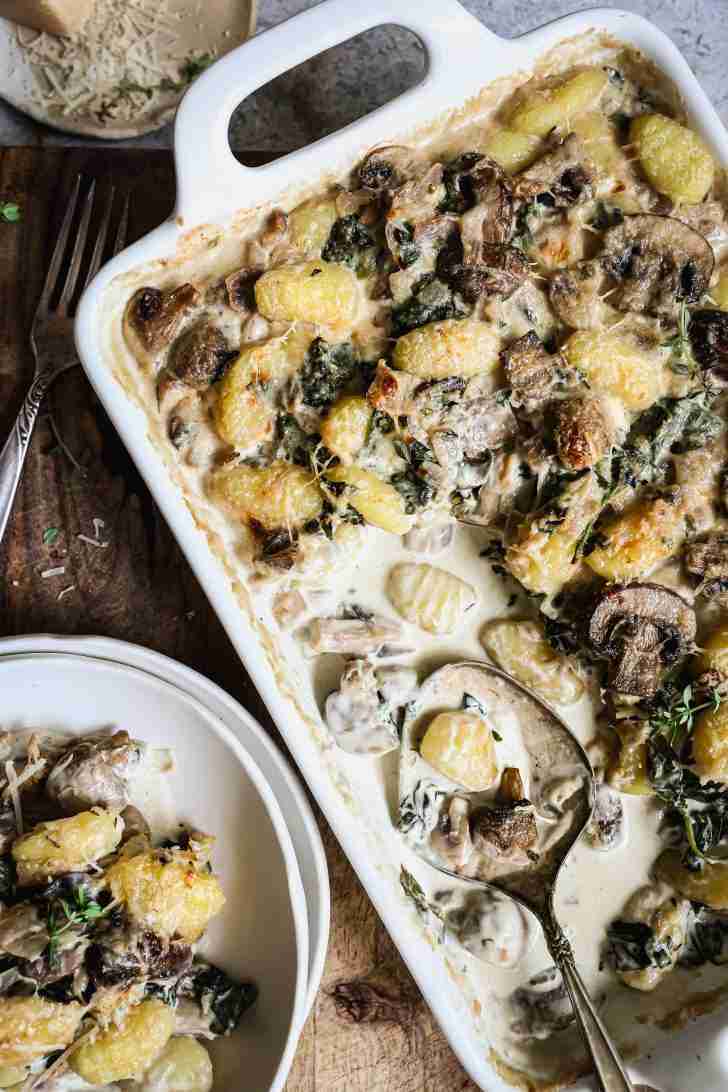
4, 760, 23, 836
15, 0, 214, 125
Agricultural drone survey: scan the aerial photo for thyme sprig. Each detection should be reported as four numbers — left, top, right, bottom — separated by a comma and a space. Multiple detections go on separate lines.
46, 887, 112, 964
664, 301, 698, 377
650, 683, 721, 750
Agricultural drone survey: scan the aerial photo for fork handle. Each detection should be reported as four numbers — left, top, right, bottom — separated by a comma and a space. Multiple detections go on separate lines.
542, 902, 633, 1092
0, 372, 54, 545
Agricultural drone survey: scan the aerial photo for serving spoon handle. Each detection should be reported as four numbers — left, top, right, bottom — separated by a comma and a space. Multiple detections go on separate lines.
542, 900, 633, 1092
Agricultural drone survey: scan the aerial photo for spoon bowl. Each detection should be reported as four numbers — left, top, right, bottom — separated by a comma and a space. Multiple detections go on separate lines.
398, 660, 633, 1092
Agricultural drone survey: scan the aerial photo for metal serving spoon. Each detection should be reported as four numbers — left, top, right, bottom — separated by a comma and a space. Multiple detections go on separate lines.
401, 660, 633, 1092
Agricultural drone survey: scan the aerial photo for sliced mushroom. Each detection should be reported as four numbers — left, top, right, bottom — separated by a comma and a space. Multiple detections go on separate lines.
514, 134, 595, 207
588, 582, 696, 696
440, 239, 529, 304
688, 309, 728, 371
324, 659, 415, 756
359, 145, 415, 192
684, 532, 728, 602
225, 267, 260, 313
0, 903, 49, 961
403, 521, 455, 555
166, 320, 236, 391
549, 259, 610, 330
46, 731, 145, 813
584, 782, 626, 852
602, 215, 714, 316
499, 767, 526, 804
432, 796, 474, 870
124, 283, 198, 361
501, 331, 565, 407
469, 158, 516, 244
554, 394, 618, 471
300, 611, 406, 658
444, 888, 533, 967
470, 802, 538, 863
510, 967, 574, 1040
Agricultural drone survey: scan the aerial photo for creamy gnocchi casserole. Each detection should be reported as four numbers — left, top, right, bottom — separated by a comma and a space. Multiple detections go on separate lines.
115, 29, 728, 1089
0, 730, 256, 1090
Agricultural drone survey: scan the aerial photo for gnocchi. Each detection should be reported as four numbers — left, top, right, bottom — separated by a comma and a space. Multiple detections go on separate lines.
0, 997, 83, 1068
420, 711, 498, 791
504, 470, 604, 596
509, 67, 608, 137
387, 562, 477, 634
214, 331, 309, 450
630, 114, 715, 205
288, 196, 339, 255
12, 809, 122, 885
254, 260, 358, 326
691, 701, 728, 783
211, 461, 323, 531
483, 127, 542, 173
656, 849, 728, 909
482, 619, 584, 705
562, 329, 668, 412
320, 394, 373, 464
392, 318, 501, 379
106, 850, 226, 942
135, 1036, 213, 1092
325, 465, 413, 535
585, 490, 687, 582
606, 719, 652, 796
69, 1000, 175, 1084
616, 889, 690, 991
694, 621, 728, 678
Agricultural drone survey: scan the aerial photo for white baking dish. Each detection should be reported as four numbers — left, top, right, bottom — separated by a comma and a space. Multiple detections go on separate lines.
75, 3, 728, 1088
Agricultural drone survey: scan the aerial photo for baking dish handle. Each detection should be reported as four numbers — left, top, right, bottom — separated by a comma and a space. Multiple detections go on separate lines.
173, 0, 500, 227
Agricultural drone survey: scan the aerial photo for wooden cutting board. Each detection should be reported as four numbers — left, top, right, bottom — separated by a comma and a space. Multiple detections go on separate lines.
0, 148, 479, 1092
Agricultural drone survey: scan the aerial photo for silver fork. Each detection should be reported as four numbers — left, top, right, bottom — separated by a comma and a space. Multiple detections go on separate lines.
0, 176, 129, 545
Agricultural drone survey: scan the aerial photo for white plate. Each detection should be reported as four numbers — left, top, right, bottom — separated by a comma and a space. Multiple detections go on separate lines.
0, 650, 309, 1092
0, 0, 256, 139
0, 632, 330, 1022
75, 2, 728, 1088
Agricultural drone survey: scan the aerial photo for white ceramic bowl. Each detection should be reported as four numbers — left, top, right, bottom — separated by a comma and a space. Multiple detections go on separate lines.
75, 3, 728, 1088
0, 651, 309, 1092
0, 632, 330, 1022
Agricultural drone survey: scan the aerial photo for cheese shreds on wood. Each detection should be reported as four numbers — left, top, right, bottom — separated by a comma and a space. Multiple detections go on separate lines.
14, 0, 211, 126
0, 0, 95, 36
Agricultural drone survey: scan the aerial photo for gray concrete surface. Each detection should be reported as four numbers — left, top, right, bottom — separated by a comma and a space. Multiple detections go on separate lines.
1, 0, 725, 148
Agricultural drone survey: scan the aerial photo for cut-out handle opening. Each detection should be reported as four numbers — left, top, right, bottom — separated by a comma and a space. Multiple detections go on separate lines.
229, 25, 427, 166
172, 0, 499, 227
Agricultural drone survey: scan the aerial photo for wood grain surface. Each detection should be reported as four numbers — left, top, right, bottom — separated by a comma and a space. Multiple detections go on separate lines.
0, 148, 478, 1092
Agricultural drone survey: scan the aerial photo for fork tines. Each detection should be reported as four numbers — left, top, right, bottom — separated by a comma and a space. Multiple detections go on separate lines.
38, 175, 129, 319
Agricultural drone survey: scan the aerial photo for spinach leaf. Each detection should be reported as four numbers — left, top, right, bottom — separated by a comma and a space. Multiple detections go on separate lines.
680, 906, 728, 967
322, 214, 375, 271
613, 392, 722, 493
192, 963, 258, 1034
391, 275, 466, 336
0, 856, 15, 901
300, 338, 358, 408
462, 693, 487, 717
390, 470, 434, 513
399, 780, 445, 842
392, 221, 420, 268
438, 152, 483, 214
605, 919, 674, 972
